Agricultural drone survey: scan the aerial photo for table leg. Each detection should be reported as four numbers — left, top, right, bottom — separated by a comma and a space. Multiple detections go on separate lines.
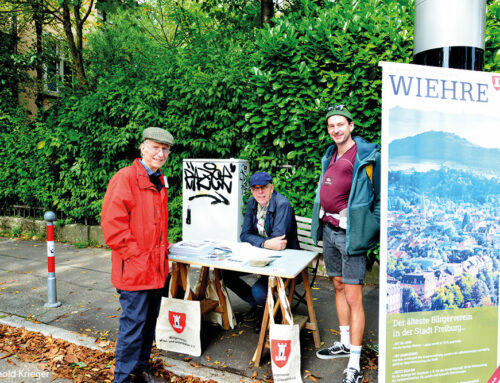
213, 269, 230, 330
197, 267, 210, 299
277, 278, 290, 324
302, 269, 321, 347
178, 263, 195, 300
287, 277, 297, 309
252, 289, 271, 367
170, 262, 180, 297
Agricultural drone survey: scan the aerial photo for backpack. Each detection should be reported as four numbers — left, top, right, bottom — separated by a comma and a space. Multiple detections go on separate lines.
364, 163, 379, 271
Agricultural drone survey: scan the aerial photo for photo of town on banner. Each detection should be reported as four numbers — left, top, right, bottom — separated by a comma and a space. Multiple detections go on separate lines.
386, 106, 499, 315
170, 240, 282, 266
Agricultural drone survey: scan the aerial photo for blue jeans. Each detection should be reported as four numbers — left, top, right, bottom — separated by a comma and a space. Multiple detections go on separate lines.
113, 288, 163, 383
222, 270, 268, 307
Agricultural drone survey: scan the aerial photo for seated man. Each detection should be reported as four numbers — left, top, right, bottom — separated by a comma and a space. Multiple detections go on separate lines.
223, 171, 300, 324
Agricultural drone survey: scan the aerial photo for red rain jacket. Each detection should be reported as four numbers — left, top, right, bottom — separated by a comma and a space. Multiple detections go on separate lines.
101, 159, 169, 291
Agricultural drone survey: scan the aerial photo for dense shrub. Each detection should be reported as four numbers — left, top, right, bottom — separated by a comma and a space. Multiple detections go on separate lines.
25, 5, 258, 235
0, 0, 498, 241
241, 0, 414, 216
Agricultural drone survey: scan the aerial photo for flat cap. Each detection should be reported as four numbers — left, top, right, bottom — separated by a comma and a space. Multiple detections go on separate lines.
142, 127, 174, 146
250, 172, 273, 187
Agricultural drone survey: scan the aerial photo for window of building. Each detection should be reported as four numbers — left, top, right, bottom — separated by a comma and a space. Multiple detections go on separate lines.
44, 35, 72, 94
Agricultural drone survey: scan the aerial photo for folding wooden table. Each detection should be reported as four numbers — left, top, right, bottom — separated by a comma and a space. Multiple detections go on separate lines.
169, 247, 321, 364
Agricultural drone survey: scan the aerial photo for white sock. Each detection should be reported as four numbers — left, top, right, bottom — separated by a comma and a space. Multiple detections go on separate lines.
348, 345, 362, 371
340, 326, 350, 349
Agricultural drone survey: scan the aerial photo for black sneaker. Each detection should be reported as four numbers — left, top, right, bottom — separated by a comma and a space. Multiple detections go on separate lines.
130, 371, 150, 383
343, 367, 363, 383
316, 341, 350, 359
241, 306, 263, 322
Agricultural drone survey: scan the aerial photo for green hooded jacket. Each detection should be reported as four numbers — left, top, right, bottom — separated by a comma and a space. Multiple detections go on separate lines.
311, 136, 381, 255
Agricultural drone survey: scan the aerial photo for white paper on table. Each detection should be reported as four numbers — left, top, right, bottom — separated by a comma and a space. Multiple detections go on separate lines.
212, 240, 281, 262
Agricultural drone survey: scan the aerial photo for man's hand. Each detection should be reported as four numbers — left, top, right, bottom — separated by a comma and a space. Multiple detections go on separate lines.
263, 235, 287, 250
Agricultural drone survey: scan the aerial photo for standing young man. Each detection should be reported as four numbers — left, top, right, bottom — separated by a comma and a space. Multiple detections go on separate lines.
101, 127, 174, 383
311, 105, 380, 383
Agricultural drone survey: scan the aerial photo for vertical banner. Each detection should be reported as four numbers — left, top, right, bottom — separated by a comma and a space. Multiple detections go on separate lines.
379, 62, 500, 382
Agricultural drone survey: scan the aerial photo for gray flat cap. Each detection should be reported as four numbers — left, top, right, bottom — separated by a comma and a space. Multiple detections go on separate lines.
142, 127, 174, 146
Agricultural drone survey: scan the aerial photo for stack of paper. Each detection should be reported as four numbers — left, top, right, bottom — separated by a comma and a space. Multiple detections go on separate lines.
169, 240, 215, 256
215, 241, 281, 262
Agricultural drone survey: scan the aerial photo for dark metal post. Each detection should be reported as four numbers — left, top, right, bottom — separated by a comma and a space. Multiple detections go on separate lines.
414, 0, 486, 70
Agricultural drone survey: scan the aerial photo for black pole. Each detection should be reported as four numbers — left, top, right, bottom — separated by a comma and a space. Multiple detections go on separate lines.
413, 0, 486, 71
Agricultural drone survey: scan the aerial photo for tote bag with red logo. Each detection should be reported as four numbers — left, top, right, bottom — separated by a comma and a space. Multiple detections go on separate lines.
268, 277, 303, 383
156, 266, 202, 356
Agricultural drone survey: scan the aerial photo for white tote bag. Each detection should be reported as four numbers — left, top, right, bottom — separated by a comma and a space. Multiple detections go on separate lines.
195, 269, 237, 329
156, 266, 202, 356
268, 276, 303, 383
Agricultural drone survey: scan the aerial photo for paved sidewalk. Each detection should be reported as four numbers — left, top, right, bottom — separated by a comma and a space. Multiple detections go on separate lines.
0, 237, 379, 382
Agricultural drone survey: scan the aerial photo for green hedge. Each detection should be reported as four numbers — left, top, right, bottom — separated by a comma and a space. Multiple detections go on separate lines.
240, 0, 415, 216
0, 0, 498, 242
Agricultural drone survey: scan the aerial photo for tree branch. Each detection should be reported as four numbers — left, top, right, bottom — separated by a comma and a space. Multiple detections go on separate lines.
81, 0, 94, 27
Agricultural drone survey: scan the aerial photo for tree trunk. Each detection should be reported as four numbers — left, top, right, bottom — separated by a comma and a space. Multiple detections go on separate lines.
10, 14, 19, 102
61, 2, 86, 85
261, 0, 273, 27
33, 0, 44, 110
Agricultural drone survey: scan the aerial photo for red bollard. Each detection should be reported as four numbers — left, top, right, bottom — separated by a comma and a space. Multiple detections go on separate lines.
44, 211, 61, 308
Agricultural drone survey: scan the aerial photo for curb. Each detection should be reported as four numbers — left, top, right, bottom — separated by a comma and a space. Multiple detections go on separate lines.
0, 312, 253, 383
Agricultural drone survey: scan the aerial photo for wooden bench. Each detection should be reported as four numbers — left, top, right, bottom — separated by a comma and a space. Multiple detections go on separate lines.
296, 215, 323, 254
294, 216, 323, 308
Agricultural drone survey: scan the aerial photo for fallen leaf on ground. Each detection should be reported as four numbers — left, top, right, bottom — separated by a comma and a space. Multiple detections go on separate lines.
0, 324, 216, 383
6, 358, 17, 366
305, 370, 322, 381
0, 280, 18, 285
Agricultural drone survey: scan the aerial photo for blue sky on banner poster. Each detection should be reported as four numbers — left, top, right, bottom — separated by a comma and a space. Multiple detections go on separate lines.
388, 107, 499, 149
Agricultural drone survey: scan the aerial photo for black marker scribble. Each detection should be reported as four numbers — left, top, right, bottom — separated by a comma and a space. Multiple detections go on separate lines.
184, 161, 235, 205
189, 192, 229, 205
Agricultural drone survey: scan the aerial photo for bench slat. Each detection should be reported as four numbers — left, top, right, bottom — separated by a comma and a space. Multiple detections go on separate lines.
295, 216, 312, 224
298, 235, 315, 245
299, 243, 323, 253
298, 229, 312, 237
296, 215, 323, 253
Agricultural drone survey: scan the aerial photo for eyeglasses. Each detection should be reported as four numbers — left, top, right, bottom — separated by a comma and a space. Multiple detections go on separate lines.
250, 185, 270, 192
326, 104, 344, 113
146, 144, 171, 156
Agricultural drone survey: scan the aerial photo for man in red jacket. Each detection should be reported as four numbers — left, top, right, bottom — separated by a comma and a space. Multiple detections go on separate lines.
101, 127, 174, 383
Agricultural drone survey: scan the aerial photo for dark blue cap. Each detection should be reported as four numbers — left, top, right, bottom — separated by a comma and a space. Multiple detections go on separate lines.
249, 172, 272, 187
